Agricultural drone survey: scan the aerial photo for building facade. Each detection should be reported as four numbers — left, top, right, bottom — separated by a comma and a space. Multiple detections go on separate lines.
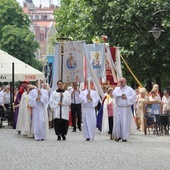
22, 0, 58, 60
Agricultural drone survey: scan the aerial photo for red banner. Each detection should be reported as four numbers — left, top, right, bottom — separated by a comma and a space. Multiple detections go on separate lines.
105, 47, 116, 85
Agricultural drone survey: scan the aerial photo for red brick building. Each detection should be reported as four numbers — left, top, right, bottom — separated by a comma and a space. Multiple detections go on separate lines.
22, 0, 58, 60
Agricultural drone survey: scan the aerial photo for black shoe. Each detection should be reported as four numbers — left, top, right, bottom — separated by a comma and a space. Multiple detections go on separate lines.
57, 136, 61, 141
72, 129, 76, 132
86, 138, 90, 141
78, 128, 82, 131
115, 138, 122, 142
122, 139, 127, 142
62, 135, 66, 141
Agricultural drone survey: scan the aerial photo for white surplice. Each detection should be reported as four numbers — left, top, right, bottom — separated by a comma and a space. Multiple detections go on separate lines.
50, 90, 71, 120
16, 91, 33, 136
113, 86, 136, 140
29, 88, 49, 140
79, 89, 98, 140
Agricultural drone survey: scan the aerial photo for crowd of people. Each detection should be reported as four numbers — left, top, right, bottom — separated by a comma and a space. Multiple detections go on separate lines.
0, 77, 169, 142
135, 84, 170, 132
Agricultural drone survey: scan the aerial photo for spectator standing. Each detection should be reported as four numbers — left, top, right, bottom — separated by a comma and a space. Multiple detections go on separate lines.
162, 90, 170, 114
2, 85, 11, 110
136, 88, 149, 132
149, 89, 161, 102
0, 85, 5, 106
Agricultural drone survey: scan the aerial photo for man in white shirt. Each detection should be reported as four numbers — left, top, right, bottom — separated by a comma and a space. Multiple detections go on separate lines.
2, 85, 11, 110
69, 82, 82, 132
0, 85, 5, 106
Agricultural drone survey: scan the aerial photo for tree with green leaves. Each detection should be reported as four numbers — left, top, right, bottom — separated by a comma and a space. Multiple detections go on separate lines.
54, 0, 170, 92
0, 0, 41, 71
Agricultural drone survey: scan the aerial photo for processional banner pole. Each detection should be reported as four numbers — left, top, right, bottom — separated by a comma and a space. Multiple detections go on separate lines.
56, 34, 72, 81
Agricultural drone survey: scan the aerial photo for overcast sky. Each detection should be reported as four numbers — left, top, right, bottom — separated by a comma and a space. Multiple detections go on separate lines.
16, 0, 60, 7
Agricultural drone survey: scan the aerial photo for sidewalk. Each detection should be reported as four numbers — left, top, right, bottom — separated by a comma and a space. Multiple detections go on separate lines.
0, 127, 170, 170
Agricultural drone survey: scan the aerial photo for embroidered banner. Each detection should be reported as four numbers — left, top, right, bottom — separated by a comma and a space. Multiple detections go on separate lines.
86, 43, 106, 82
63, 41, 84, 83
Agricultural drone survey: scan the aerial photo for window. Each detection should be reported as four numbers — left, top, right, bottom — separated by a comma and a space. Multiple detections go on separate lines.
40, 33, 44, 41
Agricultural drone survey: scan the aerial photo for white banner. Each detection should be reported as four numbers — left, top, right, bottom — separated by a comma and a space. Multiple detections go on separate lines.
63, 41, 84, 83
86, 43, 106, 82
83, 43, 105, 99
51, 43, 61, 93
115, 47, 123, 81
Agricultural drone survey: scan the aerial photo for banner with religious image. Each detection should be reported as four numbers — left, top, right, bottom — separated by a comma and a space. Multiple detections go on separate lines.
86, 43, 106, 82
63, 41, 84, 83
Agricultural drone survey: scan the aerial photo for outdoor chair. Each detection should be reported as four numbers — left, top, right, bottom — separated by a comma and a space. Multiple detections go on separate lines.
144, 114, 160, 135
159, 114, 169, 135
0, 105, 13, 127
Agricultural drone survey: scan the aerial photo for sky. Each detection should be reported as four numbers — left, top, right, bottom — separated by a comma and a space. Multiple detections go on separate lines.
16, 0, 60, 7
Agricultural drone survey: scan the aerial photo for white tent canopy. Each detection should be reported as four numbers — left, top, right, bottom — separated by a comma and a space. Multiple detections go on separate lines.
0, 49, 44, 82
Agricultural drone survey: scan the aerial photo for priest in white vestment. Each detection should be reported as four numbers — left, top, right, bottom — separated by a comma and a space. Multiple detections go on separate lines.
79, 81, 98, 141
112, 77, 136, 142
50, 80, 71, 141
16, 85, 34, 136
29, 80, 49, 141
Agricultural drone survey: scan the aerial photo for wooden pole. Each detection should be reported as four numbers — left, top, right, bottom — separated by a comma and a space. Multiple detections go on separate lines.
55, 35, 71, 120
12, 62, 14, 104
56, 34, 71, 81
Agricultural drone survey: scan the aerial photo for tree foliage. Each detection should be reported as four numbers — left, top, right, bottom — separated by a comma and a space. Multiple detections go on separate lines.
0, 0, 41, 71
54, 0, 170, 90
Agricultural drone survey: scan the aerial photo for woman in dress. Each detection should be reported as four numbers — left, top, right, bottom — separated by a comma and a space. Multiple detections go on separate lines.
162, 90, 170, 114
136, 88, 149, 132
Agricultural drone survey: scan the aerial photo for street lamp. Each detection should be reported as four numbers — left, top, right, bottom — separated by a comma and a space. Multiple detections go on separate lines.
148, 9, 170, 39
148, 24, 165, 39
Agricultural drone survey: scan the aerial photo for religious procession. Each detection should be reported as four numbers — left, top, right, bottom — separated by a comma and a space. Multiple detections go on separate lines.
0, 40, 170, 142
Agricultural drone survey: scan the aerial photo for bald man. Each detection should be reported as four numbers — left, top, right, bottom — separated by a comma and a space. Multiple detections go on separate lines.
112, 77, 136, 142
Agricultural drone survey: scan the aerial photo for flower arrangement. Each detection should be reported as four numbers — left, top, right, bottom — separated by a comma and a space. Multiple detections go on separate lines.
101, 35, 108, 42
92, 36, 101, 43
92, 35, 108, 43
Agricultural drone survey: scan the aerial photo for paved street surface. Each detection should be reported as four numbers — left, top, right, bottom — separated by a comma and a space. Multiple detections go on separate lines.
0, 126, 170, 170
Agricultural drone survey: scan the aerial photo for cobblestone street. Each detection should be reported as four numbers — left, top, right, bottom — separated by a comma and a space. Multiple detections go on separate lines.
0, 127, 170, 170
